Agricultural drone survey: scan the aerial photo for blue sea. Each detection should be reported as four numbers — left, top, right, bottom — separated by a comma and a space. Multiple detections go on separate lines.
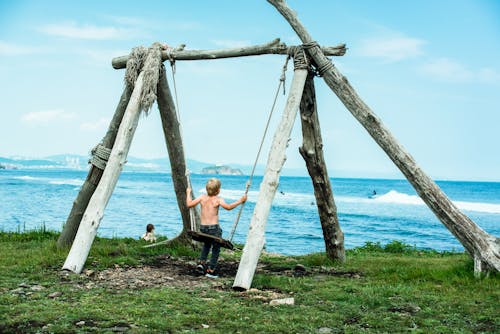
1, 169, 499, 255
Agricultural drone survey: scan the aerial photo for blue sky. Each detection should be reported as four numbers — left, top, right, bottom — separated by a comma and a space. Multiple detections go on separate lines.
1, 0, 499, 181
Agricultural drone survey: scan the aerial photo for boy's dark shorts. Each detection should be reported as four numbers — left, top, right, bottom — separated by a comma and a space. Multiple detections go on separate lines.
200, 224, 222, 238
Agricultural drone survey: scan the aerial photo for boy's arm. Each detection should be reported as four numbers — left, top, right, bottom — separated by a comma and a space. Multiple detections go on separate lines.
186, 188, 202, 208
219, 195, 247, 210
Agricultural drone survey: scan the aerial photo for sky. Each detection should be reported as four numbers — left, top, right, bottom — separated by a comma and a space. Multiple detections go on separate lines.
0, 0, 499, 181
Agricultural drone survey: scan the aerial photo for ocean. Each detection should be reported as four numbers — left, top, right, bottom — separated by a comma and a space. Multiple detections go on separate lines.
1, 169, 499, 255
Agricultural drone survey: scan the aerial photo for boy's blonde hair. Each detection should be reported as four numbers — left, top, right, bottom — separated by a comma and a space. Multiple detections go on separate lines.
206, 178, 221, 196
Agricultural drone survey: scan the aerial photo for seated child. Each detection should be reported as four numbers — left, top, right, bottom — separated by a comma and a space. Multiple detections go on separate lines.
141, 223, 157, 243
186, 178, 247, 278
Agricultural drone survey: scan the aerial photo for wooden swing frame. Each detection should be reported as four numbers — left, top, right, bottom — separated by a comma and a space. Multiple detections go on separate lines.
60, 1, 498, 289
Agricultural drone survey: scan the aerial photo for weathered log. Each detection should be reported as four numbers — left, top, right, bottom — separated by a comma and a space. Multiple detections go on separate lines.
62, 72, 145, 273
112, 38, 346, 69
233, 67, 308, 291
57, 86, 132, 248
268, 0, 500, 273
156, 65, 199, 243
299, 72, 345, 262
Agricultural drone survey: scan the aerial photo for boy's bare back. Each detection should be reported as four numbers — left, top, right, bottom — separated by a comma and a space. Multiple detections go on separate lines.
199, 194, 222, 226
186, 179, 247, 226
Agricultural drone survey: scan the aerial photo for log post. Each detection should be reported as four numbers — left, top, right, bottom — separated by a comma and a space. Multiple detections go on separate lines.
62, 72, 145, 273
57, 85, 132, 248
233, 58, 308, 291
268, 0, 500, 273
156, 65, 199, 242
299, 72, 345, 262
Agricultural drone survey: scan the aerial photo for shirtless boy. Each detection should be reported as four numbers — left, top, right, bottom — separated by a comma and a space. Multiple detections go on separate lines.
186, 178, 247, 278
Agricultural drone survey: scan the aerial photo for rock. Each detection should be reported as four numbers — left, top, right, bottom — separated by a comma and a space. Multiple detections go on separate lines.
269, 297, 295, 306
18, 282, 30, 288
318, 327, 333, 333
294, 264, 307, 272
76, 321, 85, 326
30, 285, 45, 291
48, 291, 63, 298
201, 165, 243, 175
201, 324, 210, 329
389, 303, 421, 315
11, 288, 25, 295
105, 326, 130, 332
84, 269, 95, 277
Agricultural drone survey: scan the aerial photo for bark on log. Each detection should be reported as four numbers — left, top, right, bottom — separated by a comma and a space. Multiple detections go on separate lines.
156, 65, 199, 243
62, 72, 145, 273
57, 85, 133, 248
112, 39, 346, 69
268, 0, 500, 273
299, 72, 345, 262
233, 68, 308, 291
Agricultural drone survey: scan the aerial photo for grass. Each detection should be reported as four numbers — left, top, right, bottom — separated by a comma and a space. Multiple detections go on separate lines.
0, 230, 498, 333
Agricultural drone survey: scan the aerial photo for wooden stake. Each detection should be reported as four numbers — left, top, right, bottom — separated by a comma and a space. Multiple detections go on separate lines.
156, 65, 200, 242
57, 86, 132, 248
268, 0, 499, 273
62, 72, 145, 273
233, 68, 308, 291
299, 72, 345, 262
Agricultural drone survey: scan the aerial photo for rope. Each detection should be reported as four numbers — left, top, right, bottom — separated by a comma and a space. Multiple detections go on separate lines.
124, 42, 164, 113
228, 55, 290, 242
165, 47, 181, 122
89, 144, 111, 170
185, 170, 197, 232
293, 46, 309, 71
302, 40, 334, 76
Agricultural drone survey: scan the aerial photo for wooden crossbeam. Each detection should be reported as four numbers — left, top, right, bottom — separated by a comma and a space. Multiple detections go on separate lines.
111, 38, 346, 69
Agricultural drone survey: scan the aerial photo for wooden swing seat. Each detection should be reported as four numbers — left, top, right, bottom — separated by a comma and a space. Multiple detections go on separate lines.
187, 230, 234, 250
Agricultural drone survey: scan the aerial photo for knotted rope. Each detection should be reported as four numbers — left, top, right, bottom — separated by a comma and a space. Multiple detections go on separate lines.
124, 42, 164, 114
292, 46, 309, 71
89, 144, 111, 170
302, 41, 335, 76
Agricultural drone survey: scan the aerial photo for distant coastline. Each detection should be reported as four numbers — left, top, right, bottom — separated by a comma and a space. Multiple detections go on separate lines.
0, 154, 251, 175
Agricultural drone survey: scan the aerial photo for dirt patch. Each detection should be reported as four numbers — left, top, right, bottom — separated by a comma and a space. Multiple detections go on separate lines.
59, 254, 361, 291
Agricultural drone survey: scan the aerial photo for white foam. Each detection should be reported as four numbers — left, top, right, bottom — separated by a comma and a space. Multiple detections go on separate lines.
14, 175, 84, 187
193, 187, 500, 215
373, 190, 424, 205
49, 178, 84, 186
14, 175, 38, 181
368, 190, 500, 214
454, 201, 500, 214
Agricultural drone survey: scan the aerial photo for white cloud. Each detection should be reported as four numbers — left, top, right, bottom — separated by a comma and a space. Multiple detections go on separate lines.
476, 67, 500, 84
80, 117, 110, 131
0, 41, 43, 55
358, 35, 426, 62
102, 15, 146, 26
39, 21, 130, 40
21, 109, 76, 124
420, 58, 500, 83
211, 39, 252, 48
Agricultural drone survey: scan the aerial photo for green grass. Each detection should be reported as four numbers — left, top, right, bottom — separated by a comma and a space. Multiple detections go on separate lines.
0, 231, 498, 333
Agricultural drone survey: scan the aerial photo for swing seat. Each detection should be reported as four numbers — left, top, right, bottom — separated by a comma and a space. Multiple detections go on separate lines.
187, 230, 234, 250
